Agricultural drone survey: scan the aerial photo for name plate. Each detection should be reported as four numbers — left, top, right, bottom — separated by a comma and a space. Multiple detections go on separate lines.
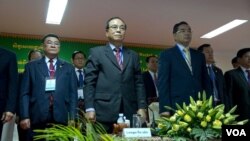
122, 128, 152, 138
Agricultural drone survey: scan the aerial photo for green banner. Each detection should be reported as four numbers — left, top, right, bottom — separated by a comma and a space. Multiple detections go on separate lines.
0, 35, 164, 72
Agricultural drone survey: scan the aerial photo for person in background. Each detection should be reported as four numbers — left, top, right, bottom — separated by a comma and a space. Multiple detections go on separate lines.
84, 17, 147, 133
197, 44, 227, 107
0, 47, 18, 139
19, 33, 78, 140
71, 51, 87, 112
157, 21, 212, 117
142, 55, 158, 104
28, 49, 43, 62
17, 49, 42, 141
224, 48, 250, 125
142, 55, 160, 125
231, 56, 239, 69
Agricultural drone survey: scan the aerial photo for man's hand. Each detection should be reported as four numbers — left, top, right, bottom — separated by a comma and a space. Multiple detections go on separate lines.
20, 119, 31, 130
85, 111, 96, 122
160, 112, 171, 117
1, 112, 14, 123
137, 109, 147, 121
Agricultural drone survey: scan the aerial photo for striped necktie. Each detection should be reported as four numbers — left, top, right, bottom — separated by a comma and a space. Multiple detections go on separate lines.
114, 48, 123, 70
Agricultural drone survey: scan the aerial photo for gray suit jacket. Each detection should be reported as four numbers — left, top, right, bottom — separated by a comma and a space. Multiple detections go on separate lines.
20, 57, 78, 125
84, 44, 147, 122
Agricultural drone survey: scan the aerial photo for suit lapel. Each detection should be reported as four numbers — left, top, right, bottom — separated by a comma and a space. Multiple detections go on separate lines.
55, 59, 65, 79
237, 67, 249, 87
104, 45, 121, 70
121, 47, 130, 71
38, 57, 49, 77
173, 46, 192, 74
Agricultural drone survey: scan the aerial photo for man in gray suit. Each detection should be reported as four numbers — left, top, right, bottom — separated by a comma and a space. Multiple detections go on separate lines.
19, 34, 78, 139
84, 17, 147, 133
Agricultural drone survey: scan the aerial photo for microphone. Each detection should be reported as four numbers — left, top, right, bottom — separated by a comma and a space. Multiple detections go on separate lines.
148, 106, 157, 129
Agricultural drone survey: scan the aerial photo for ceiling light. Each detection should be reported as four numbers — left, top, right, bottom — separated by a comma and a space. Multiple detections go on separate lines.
201, 19, 248, 39
46, 0, 68, 25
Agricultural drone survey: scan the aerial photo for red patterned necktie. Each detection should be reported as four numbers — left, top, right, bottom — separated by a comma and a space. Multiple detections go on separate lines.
114, 48, 123, 70
48, 59, 55, 108
49, 59, 55, 78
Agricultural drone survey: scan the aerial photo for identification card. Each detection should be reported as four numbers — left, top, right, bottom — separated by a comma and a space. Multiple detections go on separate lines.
78, 88, 84, 99
45, 78, 56, 91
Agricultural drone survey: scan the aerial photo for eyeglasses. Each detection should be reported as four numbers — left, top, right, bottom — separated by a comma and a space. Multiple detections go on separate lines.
74, 57, 84, 60
109, 25, 126, 31
176, 29, 192, 34
46, 40, 60, 46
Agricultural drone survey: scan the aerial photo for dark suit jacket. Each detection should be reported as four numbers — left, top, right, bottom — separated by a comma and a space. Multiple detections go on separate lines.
210, 65, 227, 107
84, 44, 147, 123
19, 57, 78, 125
158, 45, 212, 113
0, 47, 18, 115
224, 67, 250, 123
0, 47, 18, 138
142, 71, 158, 104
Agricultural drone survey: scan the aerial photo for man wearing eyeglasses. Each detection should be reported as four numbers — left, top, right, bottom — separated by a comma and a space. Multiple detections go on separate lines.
158, 21, 212, 117
71, 51, 87, 112
19, 33, 78, 140
84, 17, 147, 133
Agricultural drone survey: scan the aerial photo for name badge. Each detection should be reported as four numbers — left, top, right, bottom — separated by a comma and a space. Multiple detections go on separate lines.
45, 78, 56, 91
78, 88, 84, 99
122, 128, 152, 138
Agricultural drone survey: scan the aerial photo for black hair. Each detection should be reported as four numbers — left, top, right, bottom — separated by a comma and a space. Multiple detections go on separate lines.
145, 55, 158, 63
231, 56, 238, 64
72, 50, 86, 59
236, 48, 250, 58
105, 17, 127, 31
173, 21, 189, 34
41, 33, 59, 43
197, 44, 211, 52
28, 49, 42, 61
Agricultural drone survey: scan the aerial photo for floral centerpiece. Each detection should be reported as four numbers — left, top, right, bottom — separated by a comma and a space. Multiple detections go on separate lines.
33, 110, 115, 141
153, 92, 248, 141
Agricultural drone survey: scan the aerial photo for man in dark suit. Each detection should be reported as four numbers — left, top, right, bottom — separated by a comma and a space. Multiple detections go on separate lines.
197, 44, 227, 107
142, 55, 158, 104
224, 48, 250, 125
158, 21, 212, 117
231, 56, 239, 69
0, 47, 18, 139
17, 49, 42, 141
71, 51, 86, 112
19, 34, 78, 139
84, 17, 147, 133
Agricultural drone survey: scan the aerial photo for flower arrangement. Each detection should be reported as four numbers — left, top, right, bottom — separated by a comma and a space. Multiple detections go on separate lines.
33, 110, 134, 141
154, 92, 248, 141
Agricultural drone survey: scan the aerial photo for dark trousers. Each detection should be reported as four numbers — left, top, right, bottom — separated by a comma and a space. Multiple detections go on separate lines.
30, 109, 55, 141
18, 124, 32, 141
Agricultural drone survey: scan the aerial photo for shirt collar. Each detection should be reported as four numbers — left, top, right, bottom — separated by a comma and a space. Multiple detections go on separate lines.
109, 43, 123, 51
148, 70, 157, 77
75, 68, 84, 72
176, 43, 189, 51
45, 56, 57, 64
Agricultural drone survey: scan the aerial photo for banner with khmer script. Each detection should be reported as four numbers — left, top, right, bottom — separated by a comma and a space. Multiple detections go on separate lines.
0, 34, 164, 72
